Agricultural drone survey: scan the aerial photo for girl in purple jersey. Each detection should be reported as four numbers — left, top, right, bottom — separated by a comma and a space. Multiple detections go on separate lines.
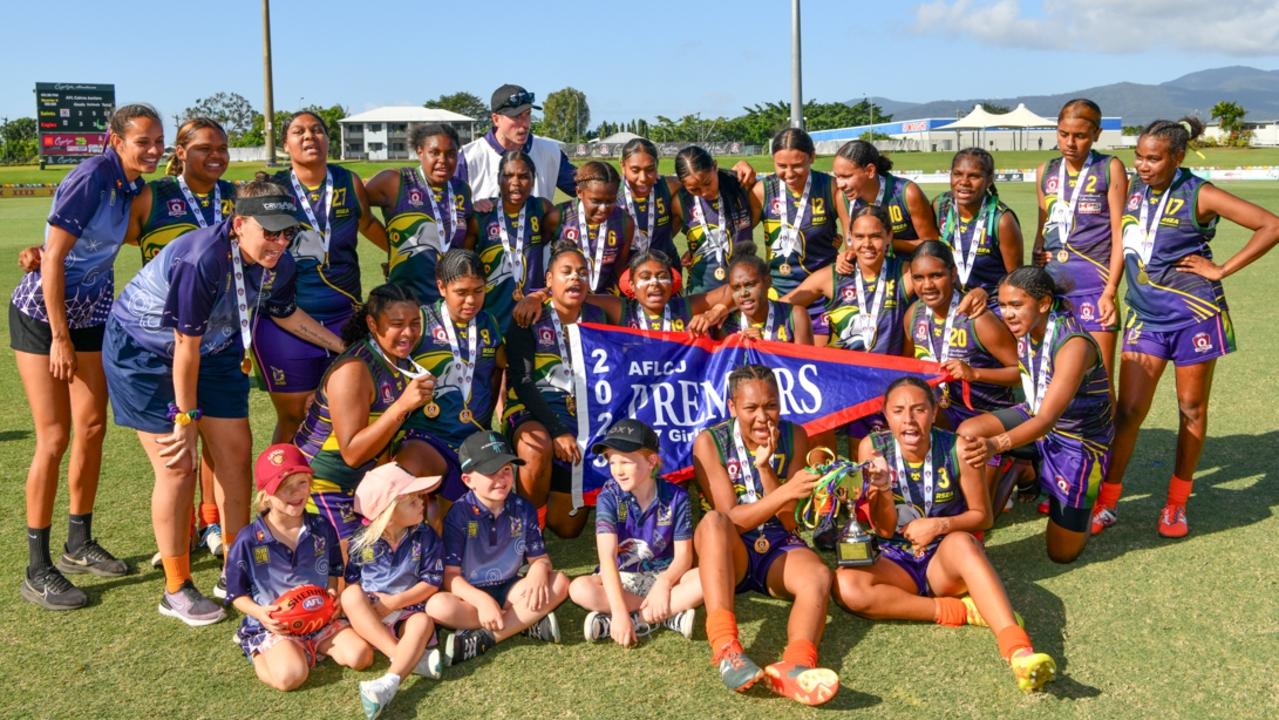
12, 104, 162, 611
618, 139, 682, 265
1091, 118, 1279, 539
557, 162, 633, 295
933, 149, 1024, 308
1033, 99, 1128, 383
832, 140, 939, 255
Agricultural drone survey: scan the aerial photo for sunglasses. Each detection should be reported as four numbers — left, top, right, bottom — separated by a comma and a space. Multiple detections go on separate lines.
262, 225, 299, 243
496, 91, 535, 111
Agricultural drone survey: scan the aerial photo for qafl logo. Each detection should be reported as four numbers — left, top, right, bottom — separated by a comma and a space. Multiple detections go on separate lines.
167, 198, 186, 217
538, 327, 554, 345
1193, 332, 1212, 352
914, 320, 930, 342
1127, 193, 1142, 212
1079, 302, 1095, 321
770, 197, 783, 215
1045, 176, 1060, 194
841, 286, 856, 301
408, 189, 424, 207
433, 326, 448, 343
379, 383, 394, 404
487, 223, 501, 239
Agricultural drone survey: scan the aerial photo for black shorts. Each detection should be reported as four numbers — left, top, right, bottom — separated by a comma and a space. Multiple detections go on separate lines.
9, 303, 105, 354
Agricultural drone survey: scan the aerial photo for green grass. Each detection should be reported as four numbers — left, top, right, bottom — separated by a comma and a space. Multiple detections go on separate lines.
2, 183, 1278, 719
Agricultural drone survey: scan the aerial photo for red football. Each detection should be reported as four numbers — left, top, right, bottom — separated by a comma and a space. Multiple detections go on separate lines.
269, 584, 335, 636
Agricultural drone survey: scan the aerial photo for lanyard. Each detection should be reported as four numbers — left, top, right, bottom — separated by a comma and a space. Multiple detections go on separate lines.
1050, 154, 1093, 246
497, 203, 528, 289
622, 180, 655, 253
772, 173, 812, 261
366, 338, 429, 379
1020, 315, 1059, 414
923, 292, 961, 364
848, 175, 887, 214
575, 200, 609, 291
693, 194, 729, 266
439, 302, 477, 409
420, 170, 457, 252
229, 242, 260, 355
289, 169, 334, 259
547, 304, 578, 394
853, 265, 887, 349
1135, 172, 1178, 265
176, 176, 221, 228
634, 299, 672, 331
893, 439, 935, 517
944, 196, 990, 287
740, 300, 776, 340
732, 422, 767, 505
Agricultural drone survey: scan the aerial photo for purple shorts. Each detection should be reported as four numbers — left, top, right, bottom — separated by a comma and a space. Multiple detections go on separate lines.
397, 429, 466, 501
307, 483, 361, 540
879, 543, 937, 596
1123, 311, 1235, 367
736, 525, 808, 595
1064, 289, 1118, 333
252, 313, 349, 393
995, 405, 1109, 533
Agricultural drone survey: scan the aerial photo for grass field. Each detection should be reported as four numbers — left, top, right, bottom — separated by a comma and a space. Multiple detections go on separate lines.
1, 179, 1278, 720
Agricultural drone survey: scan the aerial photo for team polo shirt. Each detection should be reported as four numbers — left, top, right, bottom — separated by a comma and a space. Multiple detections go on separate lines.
443, 491, 545, 588
344, 523, 445, 593
594, 478, 693, 573
224, 512, 343, 632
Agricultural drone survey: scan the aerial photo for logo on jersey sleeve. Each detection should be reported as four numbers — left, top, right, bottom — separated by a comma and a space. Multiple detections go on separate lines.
167, 198, 186, 217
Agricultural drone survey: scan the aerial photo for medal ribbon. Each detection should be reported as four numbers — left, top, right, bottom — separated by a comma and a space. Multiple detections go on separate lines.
853, 265, 887, 350
622, 180, 655, 253
943, 194, 992, 287
693, 194, 729, 269
439, 302, 478, 418
1020, 315, 1059, 414
289, 169, 334, 259
772, 174, 811, 262
739, 300, 777, 340
497, 203, 528, 293
229, 242, 261, 357
892, 439, 935, 517
1050, 153, 1093, 248
176, 176, 221, 228
420, 169, 457, 252
575, 200, 609, 291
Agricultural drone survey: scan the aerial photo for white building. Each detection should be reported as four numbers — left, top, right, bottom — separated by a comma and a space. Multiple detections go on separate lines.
809, 115, 1125, 154
1203, 120, 1279, 147
339, 106, 478, 161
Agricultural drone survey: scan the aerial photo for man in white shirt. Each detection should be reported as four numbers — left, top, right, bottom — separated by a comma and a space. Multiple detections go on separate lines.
456, 84, 577, 202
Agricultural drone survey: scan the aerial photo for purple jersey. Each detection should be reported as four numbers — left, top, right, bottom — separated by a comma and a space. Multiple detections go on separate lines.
476, 197, 550, 328
1041, 152, 1114, 294
443, 491, 546, 588
620, 179, 678, 262
705, 418, 798, 542
557, 201, 629, 294
908, 298, 1015, 412
762, 171, 839, 296
594, 478, 694, 573
867, 428, 966, 555
386, 169, 473, 306
344, 524, 445, 593
677, 170, 755, 294
1120, 170, 1225, 332
825, 256, 908, 354
11, 148, 144, 328
109, 221, 297, 358
935, 191, 1017, 299
848, 172, 921, 246
224, 512, 343, 633
623, 296, 693, 332
271, 165, 364, 322
403, 303, 504, 449
1018, 310, 1112, 444
716, 299, 798, 342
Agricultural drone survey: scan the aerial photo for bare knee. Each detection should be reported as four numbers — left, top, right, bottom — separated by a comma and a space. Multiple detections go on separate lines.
833, 570, 872, 614
1176, 397, 1208, 426
267, 662, 309, 692
33, 426, 71, 461
568, 575, 597, 606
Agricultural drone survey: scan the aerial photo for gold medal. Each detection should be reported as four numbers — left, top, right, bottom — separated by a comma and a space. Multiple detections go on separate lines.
1056, 249, 1069, 264
459, 407, 474, 424
938, 389, 951, 408
1137, 269, 1150, 285
779, 262, 792, 276
753, 535, 771, 554
423, 402, 441, 418
714, 266, 727, 281
240, 354, 253, 375
513, 288, 524, 302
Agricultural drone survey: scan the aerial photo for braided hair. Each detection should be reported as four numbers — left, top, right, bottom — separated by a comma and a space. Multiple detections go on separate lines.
341, 283, 420, 345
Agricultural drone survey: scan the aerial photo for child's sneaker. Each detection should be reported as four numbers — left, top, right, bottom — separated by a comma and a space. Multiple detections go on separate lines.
445, 628, 495, 666
201, 523, 225, 558
358, 673, 400, 719
764, 661, 840, 706
584, 611, 610, 642
522, 611, 561, 643
1010, 649, 1056, 692
662, 608, 695, 639
713, 640, 764, 693
413, 647, 442, 679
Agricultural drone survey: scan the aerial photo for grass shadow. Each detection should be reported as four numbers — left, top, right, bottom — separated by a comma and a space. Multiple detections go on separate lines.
0, 429, 32, 443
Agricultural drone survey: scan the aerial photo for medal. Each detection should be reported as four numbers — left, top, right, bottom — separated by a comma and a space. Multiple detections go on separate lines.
424, 402, 441, 418
714, 266, 727, 281
240, 354, 252, 375
565, 395, 577, 415
229, 240, 260, 373
289, 169, 334, 262
771, 173, 811, 280
497, 202, 528, 300
1124, 170, 1179, 267
459, 408, 474, 424
779, 262, 792, 276
439, 302, 478, 429
576, 200, 609, 292
853, 264, 887, 350
693, 194, 729, 277
938, 389, 951, 408
622, 180, 656, 254
1056, 249, 1069, 264
753, 535, 771, 554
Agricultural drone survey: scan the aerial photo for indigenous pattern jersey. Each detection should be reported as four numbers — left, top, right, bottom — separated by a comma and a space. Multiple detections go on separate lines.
272, 165, 364, 321
294, 339, 416, 492
502, 301, 607, 423
761, 171, 838, 296
476, 197, 550, 325
826, 257, 908, 354
934, 191, 1017, 297
677, 170, 755, 294
706, 418, 797, 542
620, 179, 678, 261
403, 302, 503, 449
138, 177, 238, 264
1040, 152, 1113, 294
385, 169, 473, 306
908, 299, 1015, 412
868, 428, 966, 555
1120, 170, 1225, 332
557, 201, 628, 294
1018, 310, 1113, 444
622, 296, 693, 332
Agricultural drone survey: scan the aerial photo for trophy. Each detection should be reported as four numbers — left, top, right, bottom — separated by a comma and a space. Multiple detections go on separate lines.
797, 449, 878, 568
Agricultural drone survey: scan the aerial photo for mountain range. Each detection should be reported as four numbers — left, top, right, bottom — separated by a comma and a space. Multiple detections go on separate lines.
857, 66, 1279, 126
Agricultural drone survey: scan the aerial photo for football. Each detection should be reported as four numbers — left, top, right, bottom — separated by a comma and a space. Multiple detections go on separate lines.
269, 584, 335, 636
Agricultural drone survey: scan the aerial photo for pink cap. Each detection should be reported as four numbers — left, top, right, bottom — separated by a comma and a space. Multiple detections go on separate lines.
354, 463, 443, 522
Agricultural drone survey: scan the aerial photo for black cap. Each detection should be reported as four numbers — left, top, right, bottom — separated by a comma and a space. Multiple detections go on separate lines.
459, 430, 526, 475
490, 84, 540, 117
235, 195, 300, 232
590, 419, 660, 455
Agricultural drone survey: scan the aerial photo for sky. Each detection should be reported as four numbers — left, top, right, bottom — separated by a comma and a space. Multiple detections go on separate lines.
3, 0, 1278, 127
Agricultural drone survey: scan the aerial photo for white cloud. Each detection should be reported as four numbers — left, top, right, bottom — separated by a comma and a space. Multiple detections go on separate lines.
913, 0, 1279, 55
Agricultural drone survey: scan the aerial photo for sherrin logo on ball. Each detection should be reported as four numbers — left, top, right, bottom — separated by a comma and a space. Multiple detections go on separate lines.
269, 584, 335, 636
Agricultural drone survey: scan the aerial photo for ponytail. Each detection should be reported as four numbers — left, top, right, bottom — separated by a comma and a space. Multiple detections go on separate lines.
1140, 117, 1205, 156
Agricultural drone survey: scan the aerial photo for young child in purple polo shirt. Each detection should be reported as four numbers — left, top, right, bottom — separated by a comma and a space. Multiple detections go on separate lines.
224, 445, 372, 691
343, 463, 446, 720
425, 431, 570, 665
569, 419, 702, 646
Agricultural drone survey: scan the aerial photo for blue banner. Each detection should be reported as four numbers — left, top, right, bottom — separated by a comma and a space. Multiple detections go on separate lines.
567, 322, 945, 506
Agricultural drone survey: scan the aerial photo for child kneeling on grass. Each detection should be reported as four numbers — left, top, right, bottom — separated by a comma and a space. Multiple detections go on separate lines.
569, 419, 703, 645
343, 463, 447, 719
425, 431, 570, 664
225, 444, 373, 691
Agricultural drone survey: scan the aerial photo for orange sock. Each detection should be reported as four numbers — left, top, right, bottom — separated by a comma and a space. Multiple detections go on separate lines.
1167, 475, 1193, 506
934, 597, 967, 626
706, 609, 739, 655
996, 626, 1032, 661
781, 639, 818, 668
161, 554, 191, 593
199, 502, 220, 527
1096, 481, 1123, 510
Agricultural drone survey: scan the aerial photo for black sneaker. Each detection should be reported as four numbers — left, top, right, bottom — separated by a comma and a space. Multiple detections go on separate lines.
20, 566, 88, 610
444, 628, 496, 666
56, 539, 129, 577
212, 573, 228, 601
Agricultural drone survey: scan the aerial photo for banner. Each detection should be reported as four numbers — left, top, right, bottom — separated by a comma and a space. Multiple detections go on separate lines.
567, 322, 945, 507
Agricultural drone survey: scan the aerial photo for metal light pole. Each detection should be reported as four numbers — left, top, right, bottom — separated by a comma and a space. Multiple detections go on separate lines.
790, 0, 804, 129
262, 0, 277, 167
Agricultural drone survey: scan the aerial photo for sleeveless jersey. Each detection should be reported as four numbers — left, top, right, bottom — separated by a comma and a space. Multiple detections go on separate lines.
476, 197, 551, 328
403, 302, 504, 449
677, 170, 755, 294
825, 256, 908, 354
294, 339, 413, 491
717, 299, 797, 342
868, 428, 966, 554
1041, 152, 1113, 294
1018, 309, 1113, 445
707, 418, 797, 542
847, 172, 921, 259
623, 296, 693, 332
908, 299, 1015, 412
621, 179, 678, 262
1120, 170, 1224, 332
761, 171, 838, 296
272, 165, 364, 321
502, 301, 608, 425
385, 169, 473, 306
138, 176, 238, 264
935, 191, 1017, 297
557, 201, 628, 294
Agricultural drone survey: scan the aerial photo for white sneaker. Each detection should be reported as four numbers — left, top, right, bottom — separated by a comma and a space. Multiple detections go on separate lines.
413, 647, 442, 679
584, 611, 609, 642
662, 608, 695, 639
201, 523, 225, 558
359, 674, 400, 720
149, 551, 162, 569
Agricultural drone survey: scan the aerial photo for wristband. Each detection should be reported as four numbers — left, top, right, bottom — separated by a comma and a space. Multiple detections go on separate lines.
166, 403, 203, 426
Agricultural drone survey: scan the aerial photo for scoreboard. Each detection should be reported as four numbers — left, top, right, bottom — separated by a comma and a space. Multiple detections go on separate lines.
35, 82, 115, 165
